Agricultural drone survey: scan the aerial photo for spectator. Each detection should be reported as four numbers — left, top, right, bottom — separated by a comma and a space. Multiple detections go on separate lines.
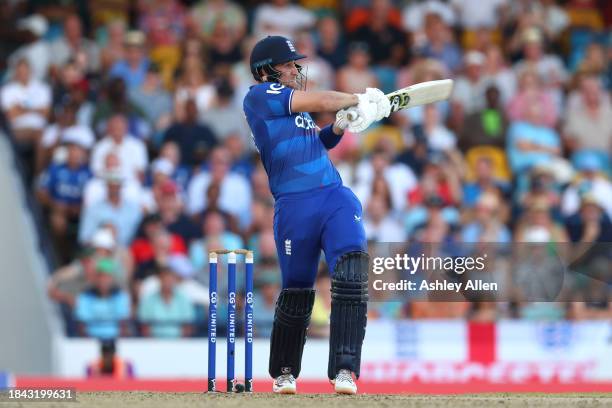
363, 194, 406, 242
189, 210, 244, 272
206, 19, 243, 68
201, 81, 250, 146
452, 50, 488, 115
48, 247, 97, 310
481, 45, 517, 105
252, 0, 315, 39
86, 339, 135, 378
563, 73, 612, 156
1, 58, 51, 146
138, 264, 195, 338
565, 195, 612, 243
349, 0, 406, 67
109, 31, 150, 90
450, 0, 508, 31
75, 258, 131, 339
514, 199, 569, 242
49, 14, 100, 75
138, 0, 186, 48
294, 31, 334, 91
416, 12, 462, 74
251, 270, 280, 338
561, 153, 612, 220
78, 170, 143, 246
99, 20, 127, 73
508, 68, 557, 128
174, 59, 217, 121
37, 135, 92, 261
187, 147, 252, 226
8, 14, 50, 81
462, 156, 508, 208
83, 151, 146, 209
420, 104, 456, 153
128, 63, 173, 141
90, 114, 149, 182
190, 0, 247, 42
156, 180, 201, 244
157, 141, 192, 191
402, 1, 456, 35
461, 193, 511, 243
336, 42, 378, 94
459, 85, 508, 152
92, 78, 151, 139
316, 15, 348, 70
131, 214, 187, 268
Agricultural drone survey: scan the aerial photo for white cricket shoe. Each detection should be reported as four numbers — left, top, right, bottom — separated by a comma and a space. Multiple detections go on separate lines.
333, 369, 357, 395
273, 373, 297, 394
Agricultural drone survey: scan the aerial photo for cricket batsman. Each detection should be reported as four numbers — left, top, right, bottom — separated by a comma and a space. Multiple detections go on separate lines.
243, 35, 391, 394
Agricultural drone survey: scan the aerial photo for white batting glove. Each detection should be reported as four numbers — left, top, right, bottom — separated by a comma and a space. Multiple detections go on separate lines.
344, 93, 377, 132
365, 88, 391, 120
334, 108, 353, 130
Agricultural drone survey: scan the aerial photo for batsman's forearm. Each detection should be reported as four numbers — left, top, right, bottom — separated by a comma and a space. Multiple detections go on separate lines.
321, 91, 359, 111
291, 90, 358, 113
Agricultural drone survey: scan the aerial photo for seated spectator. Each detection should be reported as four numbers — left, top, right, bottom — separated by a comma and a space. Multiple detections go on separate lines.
252, 0, 315, 39
561, 153, 612, 220
187, 147, 252, 227
37, 136, 92, 262
316, 16, 348, 70
157, 141, 192, 191
206, 19, 243, 69
155, 180, 201, 244
411, 195, 459, 243
78, 170, 143, 246
1, 58, 51, 147
514, 199, 569, 242
128, 63, 173, 143
86, 339, 135, 378
109, 30, 150, 90
452, 50, 488, 115
131, 214, 187, 268
99, 20, 127, 73
193, 181, 241, 235
416, 12, 462, 74
49, 14, 100, 75
138, 264, 195, 338
508, 68, 557, 128
420, 104, 456, 153
8, 14, 50, 81
251, 270, 281, 338
461, 193, 511, 243
48, 247, 97, 310
39, 103, 95, 171
91, 114, 149, 182
91, 78, 151, 140
83, 151, 146, 210
90, 226, 134, 289
164, 98, 218, 168
294, 31, 334, 91
173, 59, 217, 122
462, 156, 509, 208
141, 158, 178, 213
201, 80, 250, 147
407, 153, 463, 208
459, 86, 508, 152
563, 73, 612, 157
363, 194, 406, 242
506, 100, 562, 175
481, 45, 517, 106
190, 0, 247, 42
189, 210, 244, 272
565, 195, 612, 243
75, 258, 131, 339
336, 42, 378, 94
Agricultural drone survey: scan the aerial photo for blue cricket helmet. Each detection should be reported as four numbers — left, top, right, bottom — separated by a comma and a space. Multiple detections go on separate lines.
250, 35, 306, 82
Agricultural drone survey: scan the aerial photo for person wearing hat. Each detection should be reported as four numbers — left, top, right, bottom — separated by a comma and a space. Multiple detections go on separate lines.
8, 14, 51, 81
452, 50, 487, 115
244, 35, 391, 394
109, 30, 149, 90
37, 130, 92, 262
74, 258, 131, 339
78, 164, 143, 247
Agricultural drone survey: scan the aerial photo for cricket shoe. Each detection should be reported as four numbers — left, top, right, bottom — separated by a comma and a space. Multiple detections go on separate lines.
333, 369, 357, 395
273, 373, 297, 394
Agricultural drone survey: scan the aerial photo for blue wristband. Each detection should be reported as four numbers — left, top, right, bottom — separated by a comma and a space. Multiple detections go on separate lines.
319, 124, 342, 149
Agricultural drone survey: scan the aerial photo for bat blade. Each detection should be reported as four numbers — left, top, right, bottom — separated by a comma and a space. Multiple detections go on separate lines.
387, 79, 454, 113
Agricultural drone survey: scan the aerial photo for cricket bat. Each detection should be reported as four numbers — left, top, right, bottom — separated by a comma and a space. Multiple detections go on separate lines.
348, 79, 454, 120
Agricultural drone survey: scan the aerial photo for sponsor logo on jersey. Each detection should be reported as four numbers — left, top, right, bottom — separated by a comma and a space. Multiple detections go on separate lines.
266, 83, 285, 95
285, 239, 292, 255
295, 114, 316, 130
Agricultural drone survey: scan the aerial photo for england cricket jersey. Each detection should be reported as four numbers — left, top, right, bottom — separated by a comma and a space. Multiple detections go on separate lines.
243, 82, 341, 198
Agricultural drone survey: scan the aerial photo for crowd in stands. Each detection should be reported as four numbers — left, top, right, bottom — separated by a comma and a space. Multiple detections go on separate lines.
0, 0, 610, 340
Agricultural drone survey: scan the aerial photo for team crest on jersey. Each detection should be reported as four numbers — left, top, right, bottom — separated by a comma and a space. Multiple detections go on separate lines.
286, 40, 296, 52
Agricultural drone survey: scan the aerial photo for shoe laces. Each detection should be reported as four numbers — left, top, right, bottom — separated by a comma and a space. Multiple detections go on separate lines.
276, 374, 295, 386
336, 369, 354, 383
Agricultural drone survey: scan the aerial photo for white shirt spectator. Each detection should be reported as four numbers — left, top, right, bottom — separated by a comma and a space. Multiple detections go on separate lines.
253, 3, 315, 39
1, 79, 51, 130
83, 177, 149, 209
402, 0, 456, 33
450, 0, 507, 29
91, 135, 148, 181
187, 171, 252, 224
364, 216, 407, 242
561, 178, 612, 220
8, 40, 52, 81
353, 161, 418, 213
452, 76, 488, 115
